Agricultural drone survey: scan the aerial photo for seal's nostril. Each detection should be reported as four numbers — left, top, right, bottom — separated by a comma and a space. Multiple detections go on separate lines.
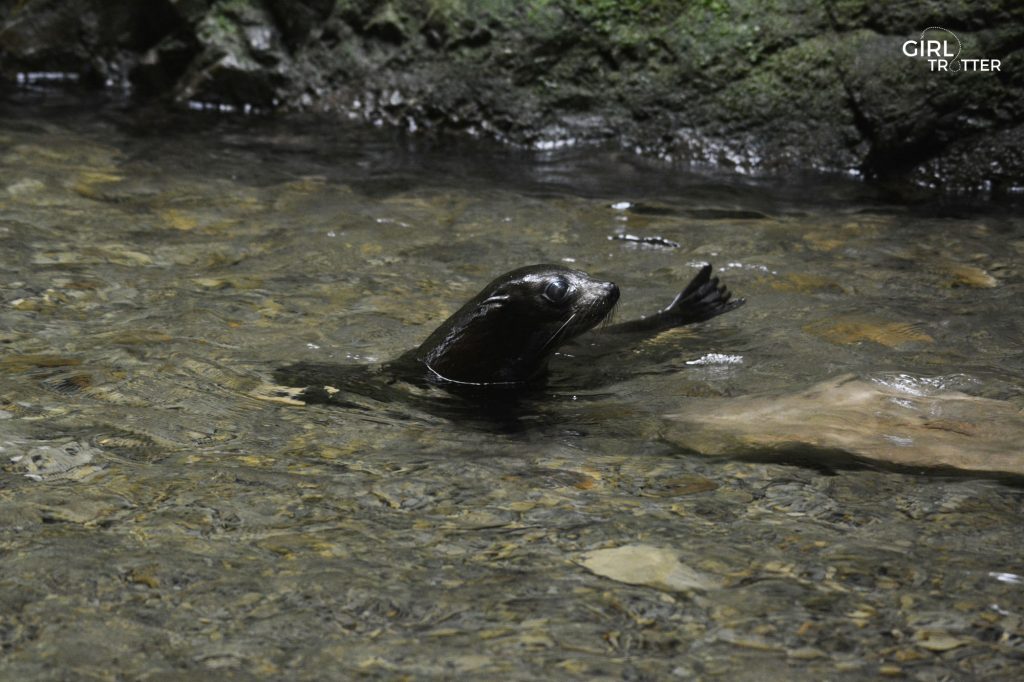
605, 282, 620, 304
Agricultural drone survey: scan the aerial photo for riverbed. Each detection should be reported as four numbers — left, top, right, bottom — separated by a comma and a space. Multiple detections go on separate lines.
1, 88, 1022, 680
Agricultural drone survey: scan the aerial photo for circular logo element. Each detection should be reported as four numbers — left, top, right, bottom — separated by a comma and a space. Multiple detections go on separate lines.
920, 27, 962, 71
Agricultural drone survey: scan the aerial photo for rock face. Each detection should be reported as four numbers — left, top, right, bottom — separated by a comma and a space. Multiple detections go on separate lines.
2, 1, 1022, 191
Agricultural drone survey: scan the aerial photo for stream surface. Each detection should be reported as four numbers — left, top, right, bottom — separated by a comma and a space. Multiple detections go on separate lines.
1, 88, 1023, 680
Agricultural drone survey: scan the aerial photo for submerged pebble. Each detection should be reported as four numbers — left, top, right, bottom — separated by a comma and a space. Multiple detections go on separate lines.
8, 439, 103, 481
580, 545, 722, 592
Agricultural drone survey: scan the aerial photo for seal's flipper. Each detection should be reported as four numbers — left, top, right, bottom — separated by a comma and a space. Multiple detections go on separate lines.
602, 263, 744, 335
666, 264, 745, 325
670, 263, 715, 308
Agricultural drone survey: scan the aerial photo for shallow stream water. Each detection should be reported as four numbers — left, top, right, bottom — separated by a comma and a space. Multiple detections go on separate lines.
1, 88, 1023, 680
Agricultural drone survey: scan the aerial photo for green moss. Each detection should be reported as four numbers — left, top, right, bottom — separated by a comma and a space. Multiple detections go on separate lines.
196, 0, 268, 56
202, 0, 256, 39
707, 34, 846, 134
214, 0, 258, 12
197, 13, 238, 45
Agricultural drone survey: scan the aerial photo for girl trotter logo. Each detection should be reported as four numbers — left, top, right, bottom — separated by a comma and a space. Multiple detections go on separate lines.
902, 27, 1001, 72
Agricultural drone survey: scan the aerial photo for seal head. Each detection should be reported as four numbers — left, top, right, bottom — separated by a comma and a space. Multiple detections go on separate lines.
413, 265, 620, 386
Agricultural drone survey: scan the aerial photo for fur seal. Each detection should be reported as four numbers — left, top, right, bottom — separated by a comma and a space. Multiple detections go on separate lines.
401, 262, 742, 387
275, 263, 742, 397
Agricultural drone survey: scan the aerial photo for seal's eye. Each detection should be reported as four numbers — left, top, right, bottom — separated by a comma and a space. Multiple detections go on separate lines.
543, 277, 570, 304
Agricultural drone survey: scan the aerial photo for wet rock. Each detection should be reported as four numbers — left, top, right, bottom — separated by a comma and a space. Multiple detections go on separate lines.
0, 354, 81, 372
131, 33, 200, 96
579, 544, 721, 593
165, 0, 210, 25
8, 439, 103, 481
804, 318, 934, 348
5, 178, 46, 197
942, 262, 998, 289
667, 375, 1024, 475
913, 628, 969, 652
636, 474, 718, 498
364, 2, 408, 45
174, 3, 291, 107
265, 0, 335, 49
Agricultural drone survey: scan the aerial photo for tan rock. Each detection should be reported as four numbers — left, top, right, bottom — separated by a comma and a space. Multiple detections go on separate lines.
667, 375, 1024, 475
580, 544, 721, 592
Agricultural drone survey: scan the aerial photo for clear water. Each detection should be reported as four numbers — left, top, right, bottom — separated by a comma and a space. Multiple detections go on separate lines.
1, 88, 1022, 680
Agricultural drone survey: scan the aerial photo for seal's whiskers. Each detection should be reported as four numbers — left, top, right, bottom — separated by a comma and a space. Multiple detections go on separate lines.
543, 312, 578, 351
599, 302, 619, 329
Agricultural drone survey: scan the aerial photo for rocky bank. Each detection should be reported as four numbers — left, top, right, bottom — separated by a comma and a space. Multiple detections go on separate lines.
1, 0, 1022, 192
